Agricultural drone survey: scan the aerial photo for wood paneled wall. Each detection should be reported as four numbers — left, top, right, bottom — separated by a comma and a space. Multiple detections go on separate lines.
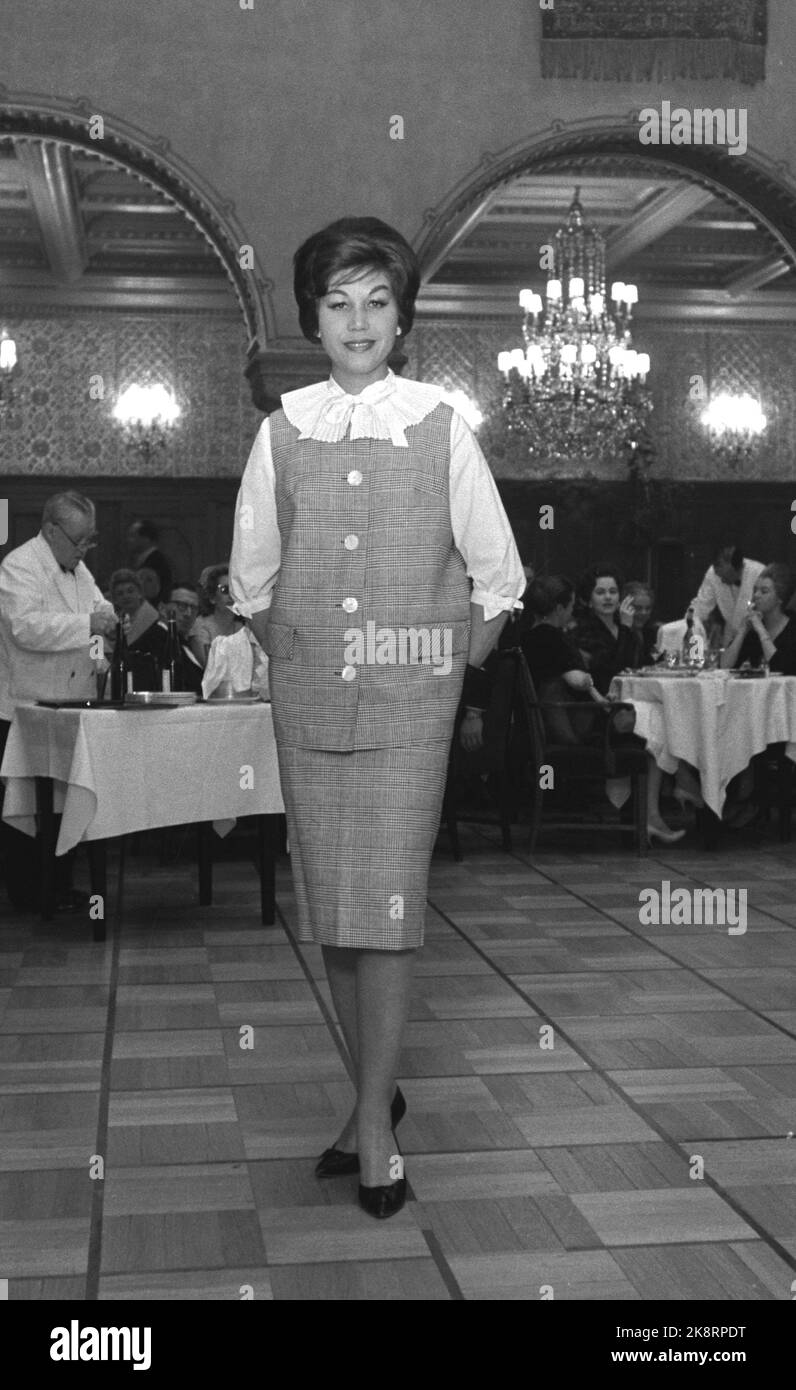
2, 475, 794, 620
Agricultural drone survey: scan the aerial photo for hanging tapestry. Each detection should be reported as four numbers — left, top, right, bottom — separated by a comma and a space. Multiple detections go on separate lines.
541, 0, 767, 85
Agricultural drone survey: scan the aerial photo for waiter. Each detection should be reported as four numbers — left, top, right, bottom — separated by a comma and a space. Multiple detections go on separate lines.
693, 542, 765, 647
0, 490, 116, 913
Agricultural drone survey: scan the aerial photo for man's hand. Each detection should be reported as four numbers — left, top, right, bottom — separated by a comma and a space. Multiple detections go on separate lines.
90, 609, 117, 638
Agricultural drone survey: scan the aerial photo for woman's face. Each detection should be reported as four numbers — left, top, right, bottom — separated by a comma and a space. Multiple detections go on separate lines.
752, 577, 780, 616
590, 575, 620, 618
630, 590, 652, 627
113, 581, 143, 616
212, 573, 234, 612
317, 266, 400, 394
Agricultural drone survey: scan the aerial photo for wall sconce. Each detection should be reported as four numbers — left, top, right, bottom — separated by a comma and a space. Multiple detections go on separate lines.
113, 382, 181, 464
701, 392, 767, 469
0, 328, 19, 420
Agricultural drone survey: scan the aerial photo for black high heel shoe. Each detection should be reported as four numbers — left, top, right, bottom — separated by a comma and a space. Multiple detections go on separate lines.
315, 1085, 406, 1179
358, 1130, 406, 1220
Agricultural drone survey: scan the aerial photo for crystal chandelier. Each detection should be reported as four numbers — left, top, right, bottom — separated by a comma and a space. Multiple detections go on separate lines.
113, 382, 181, 465
494, 189, 653, 470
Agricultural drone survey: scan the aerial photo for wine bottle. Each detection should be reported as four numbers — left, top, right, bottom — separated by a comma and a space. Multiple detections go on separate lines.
161, 616, 183, 693
109, 621, 130, 702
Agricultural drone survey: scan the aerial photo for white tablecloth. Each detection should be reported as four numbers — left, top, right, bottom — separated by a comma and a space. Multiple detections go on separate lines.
1, 702, 284, 854
611, 672, 796, 815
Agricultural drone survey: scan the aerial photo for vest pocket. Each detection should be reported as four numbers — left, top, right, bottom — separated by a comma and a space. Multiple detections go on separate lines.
262, 621, 296, 660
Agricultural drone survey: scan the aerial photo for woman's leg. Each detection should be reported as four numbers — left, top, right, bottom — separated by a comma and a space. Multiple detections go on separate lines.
356, 948, 416, 1187
646, 758, 679, 831
321, 944, 360, 1149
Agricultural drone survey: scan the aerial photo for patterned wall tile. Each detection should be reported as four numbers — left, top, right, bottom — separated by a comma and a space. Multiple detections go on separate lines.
0, 311, 261, 478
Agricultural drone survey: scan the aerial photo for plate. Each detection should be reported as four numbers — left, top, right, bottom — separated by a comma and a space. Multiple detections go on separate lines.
206, 693, 265, 705
124, 692, 199, 707
36, 699, 124, 709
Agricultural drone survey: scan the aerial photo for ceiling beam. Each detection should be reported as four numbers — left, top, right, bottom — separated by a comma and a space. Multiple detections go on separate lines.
0, 269, 239, 313
724, 253, 792, 294
604, 185, 716, 268
416, 281, 796, 323
14, 140, 88, 282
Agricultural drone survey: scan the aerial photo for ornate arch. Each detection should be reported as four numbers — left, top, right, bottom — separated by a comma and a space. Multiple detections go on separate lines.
415, 113, 796, 280
0, 88, 275, 351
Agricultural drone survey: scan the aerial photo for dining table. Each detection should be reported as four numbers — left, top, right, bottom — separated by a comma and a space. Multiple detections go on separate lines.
610, 668, 796, 822
0, 699, 285, 939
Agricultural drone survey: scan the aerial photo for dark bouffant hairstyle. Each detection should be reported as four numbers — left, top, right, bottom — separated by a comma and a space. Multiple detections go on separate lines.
759, 563, 795, 608
577, 562, 624, 606
293, 217, 420, 343
528, 575, 575, 619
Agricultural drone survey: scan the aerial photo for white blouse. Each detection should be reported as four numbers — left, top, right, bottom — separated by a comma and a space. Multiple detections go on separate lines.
231, 371, 526, 624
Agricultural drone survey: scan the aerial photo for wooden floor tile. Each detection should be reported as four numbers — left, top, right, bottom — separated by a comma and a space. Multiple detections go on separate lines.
257, 1204, 427, 1263
101, 1210, 266, 1273
448, 1249, 637, 1300
0, 1218, 90, 1276
98, 1267, 274, 1299
268, 1257, 451, 1300
571, 1188, 757, 1245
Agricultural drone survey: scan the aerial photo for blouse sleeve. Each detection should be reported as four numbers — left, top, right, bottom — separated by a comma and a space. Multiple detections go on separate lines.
448, 412, 526, 622
229, 418, 282, 619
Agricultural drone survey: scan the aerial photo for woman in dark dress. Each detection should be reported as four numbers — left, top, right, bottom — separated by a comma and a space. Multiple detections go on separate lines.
721, 564, 796, 674
574, 563, 644, 692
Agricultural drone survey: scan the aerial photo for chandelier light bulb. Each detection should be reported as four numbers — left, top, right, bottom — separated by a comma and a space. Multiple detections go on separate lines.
560, 343, 578, 366
526, 346, 546, 378
497, 352, 512, 377
568, 277, 585, 300
0, 330, 17, 373
546, 279, 562, 301
623, 284, 639, 307
519, 289, 535, 311
636, 353, 651, 379
589, 293, 604, 317
611, 282, 626, 302
509, 348, 527, 375
581, 343, 597, 367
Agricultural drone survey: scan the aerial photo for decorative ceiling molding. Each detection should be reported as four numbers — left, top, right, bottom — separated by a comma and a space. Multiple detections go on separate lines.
0, 90, 274, 351
604, 184, 715, 267
414, 116, 796, 289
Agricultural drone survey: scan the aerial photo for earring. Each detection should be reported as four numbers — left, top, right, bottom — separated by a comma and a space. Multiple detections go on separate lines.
396, 327, 402, 336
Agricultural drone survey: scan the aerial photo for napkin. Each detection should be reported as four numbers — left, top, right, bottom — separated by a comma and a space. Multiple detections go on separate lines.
202, 629, 254, 698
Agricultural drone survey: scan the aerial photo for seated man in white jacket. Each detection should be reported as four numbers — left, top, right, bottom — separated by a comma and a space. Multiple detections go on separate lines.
0, 490, 116, 913
693, 543, 765, 648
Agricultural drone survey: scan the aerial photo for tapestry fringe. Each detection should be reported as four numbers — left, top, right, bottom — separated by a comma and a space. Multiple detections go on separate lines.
540, 38, 765, 86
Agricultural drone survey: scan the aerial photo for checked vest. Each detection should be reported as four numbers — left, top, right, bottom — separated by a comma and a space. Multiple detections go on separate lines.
263, 401, 471, 751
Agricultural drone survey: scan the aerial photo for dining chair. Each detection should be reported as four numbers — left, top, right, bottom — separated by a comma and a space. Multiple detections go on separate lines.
442, 647, 525, 860
512, 654, 649, 856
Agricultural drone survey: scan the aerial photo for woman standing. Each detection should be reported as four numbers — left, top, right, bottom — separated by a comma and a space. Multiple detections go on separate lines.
231, 218, 524, 1218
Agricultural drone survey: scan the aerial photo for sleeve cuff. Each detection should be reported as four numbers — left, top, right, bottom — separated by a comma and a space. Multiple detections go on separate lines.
470, 587, 525, 623
230, 594, 273, 621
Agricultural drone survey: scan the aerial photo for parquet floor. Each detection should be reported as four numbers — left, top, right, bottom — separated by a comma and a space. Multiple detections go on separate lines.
1, 825, 795, 1301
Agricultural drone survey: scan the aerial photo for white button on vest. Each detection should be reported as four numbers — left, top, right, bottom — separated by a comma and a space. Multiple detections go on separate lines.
342, 596, 358, 613
347, 470, 363, 486
341, 664, 357, 681
343, 534, 359, 550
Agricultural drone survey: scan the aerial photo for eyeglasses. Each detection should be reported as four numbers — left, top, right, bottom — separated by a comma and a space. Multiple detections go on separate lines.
54, 521, 98, 551
215, 584, 231, 595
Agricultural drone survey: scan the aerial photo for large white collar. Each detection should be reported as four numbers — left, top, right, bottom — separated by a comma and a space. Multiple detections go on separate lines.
280, 370, 447, 447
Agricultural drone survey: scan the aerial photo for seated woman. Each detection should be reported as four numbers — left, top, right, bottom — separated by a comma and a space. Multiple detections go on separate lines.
521, 575, 605, 742
622, 580, 659, 666
189, 563, 245, 666
523, 575, 685, 843
574, 563, 644, 692
110, 568, 167, 690
721, 564, 796, 674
